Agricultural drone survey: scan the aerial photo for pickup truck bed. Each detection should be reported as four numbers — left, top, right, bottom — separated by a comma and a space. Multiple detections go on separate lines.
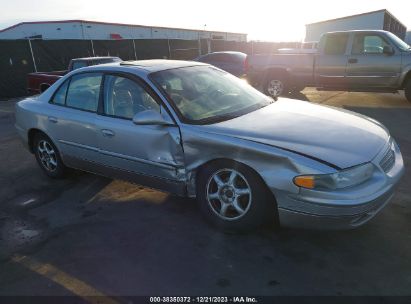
27, 71, 67, 94
27, 56, 121, 94
247, 53, 315, 89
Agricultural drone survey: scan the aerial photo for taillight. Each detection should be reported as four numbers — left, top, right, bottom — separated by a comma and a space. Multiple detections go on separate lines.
244, 56, 249, 73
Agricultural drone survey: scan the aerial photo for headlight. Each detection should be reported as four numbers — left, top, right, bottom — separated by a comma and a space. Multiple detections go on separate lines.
293, 163, 374, 190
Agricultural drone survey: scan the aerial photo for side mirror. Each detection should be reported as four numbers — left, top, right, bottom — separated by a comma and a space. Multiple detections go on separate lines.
383, 45, 394, 55
132, 110, 173, 126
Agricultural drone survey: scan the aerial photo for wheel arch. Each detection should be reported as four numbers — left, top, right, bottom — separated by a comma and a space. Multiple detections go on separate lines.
263, 67, 290, 82
28, 128, 52, 153
194, 158, 278, 206
401, 70, 411, 89
193, 157, 280, 225
39, 83, 51, 93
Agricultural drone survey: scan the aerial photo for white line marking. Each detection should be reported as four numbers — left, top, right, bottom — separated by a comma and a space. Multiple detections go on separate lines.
0, 109, 13, 113
21, 198, 36, 206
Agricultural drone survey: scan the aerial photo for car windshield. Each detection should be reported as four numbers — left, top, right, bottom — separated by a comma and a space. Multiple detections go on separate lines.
386, 32, 411, 51
150, 66, 273, 124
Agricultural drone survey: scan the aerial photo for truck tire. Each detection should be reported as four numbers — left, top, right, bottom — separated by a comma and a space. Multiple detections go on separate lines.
264, 73, 289, 98
405, 79, 411, 103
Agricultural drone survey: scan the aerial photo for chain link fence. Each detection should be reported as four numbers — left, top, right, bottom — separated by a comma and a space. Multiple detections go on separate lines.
0, 39, 300, 98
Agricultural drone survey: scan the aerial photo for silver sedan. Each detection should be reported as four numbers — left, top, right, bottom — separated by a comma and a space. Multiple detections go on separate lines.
15, 60, 405, 231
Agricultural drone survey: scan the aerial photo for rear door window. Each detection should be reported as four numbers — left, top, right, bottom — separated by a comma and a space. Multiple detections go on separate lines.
324, 33, 349, 55
65, 73, 102, 112
51, 80, 69, 105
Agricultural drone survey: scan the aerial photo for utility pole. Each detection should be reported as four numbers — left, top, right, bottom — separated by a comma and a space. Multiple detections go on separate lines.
132, 39, 138, 60
90, 39, 95, 56
27, 39, 37, 72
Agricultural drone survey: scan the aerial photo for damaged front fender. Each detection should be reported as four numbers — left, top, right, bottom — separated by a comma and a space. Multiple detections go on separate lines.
179, 126, 337, 198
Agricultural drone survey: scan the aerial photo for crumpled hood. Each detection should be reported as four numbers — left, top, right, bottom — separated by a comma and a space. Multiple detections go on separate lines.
201, 99, 389, 169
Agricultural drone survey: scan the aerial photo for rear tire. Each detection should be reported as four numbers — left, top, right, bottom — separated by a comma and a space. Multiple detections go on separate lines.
405, 79, 411, 103
197, 161, 274, 232
33, 133, 67, 179
264, 72, 289, 98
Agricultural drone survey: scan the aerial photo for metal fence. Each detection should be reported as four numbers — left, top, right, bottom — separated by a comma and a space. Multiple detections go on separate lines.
0, 39, 300, 98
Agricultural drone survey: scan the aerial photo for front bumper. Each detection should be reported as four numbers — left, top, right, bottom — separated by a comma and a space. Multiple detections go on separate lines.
274, 139, 405, 230
277, 188, 395, 229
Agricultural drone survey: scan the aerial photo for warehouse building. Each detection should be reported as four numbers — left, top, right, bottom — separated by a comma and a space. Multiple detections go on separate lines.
406, 32, 411, 44
0, 20, 247, 42
305, 9, 407, 42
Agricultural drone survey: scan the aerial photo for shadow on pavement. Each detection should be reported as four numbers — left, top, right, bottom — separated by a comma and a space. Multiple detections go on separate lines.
1, 97, 411, 296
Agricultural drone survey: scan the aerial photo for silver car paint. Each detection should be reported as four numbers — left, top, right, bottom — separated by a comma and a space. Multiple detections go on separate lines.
15, 61, 405, 229
193, 100, 390, 169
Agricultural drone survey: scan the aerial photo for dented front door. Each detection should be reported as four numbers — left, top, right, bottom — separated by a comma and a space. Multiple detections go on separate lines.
95, 73, 185, 187
96, 112, 185, 182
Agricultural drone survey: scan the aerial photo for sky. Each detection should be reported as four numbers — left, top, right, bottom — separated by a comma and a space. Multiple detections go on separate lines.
0, 0, 410, 41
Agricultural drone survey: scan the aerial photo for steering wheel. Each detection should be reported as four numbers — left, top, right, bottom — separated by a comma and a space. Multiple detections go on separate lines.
170, 93, 184, 107
209, 89, 225, 100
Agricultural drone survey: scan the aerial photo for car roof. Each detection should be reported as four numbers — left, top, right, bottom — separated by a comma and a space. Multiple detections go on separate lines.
84, 59, 207, 74
324, 30, 390, 35
203, 51, 246, 56
72, 56, 121, 61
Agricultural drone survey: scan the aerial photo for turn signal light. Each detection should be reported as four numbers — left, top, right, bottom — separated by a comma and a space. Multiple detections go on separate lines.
293, 176, 315, 189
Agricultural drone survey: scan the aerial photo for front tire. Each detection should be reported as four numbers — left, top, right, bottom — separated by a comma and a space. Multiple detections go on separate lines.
33, 133, 66, 178
405, 79, 411, 103
197, 161, 273, 232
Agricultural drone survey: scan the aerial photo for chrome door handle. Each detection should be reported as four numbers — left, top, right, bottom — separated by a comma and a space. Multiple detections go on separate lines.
101, 129, 115, 137
48, 116, 58, 123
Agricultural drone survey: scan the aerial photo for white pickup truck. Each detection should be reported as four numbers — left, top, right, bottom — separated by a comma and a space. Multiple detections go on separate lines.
246, 30, 411, 102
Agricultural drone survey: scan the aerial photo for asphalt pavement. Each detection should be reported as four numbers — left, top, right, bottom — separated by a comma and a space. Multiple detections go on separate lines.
0, 90, 410, 300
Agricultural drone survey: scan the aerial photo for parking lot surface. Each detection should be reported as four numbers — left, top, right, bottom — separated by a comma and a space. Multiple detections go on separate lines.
0, 89, 410, 298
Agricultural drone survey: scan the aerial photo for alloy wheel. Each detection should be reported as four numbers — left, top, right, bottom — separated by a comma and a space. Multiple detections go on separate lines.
267, 79, 284, 97
206, 168, 252, 221
37, 140, 58, 172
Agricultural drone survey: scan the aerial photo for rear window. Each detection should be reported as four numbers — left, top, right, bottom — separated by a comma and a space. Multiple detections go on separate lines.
324, 33, 349, 55
222, 54, 246, 63
199, 53, 245, 63
200, 53, 224, 62
71, 61, 88, 70
93, 58, 121, 65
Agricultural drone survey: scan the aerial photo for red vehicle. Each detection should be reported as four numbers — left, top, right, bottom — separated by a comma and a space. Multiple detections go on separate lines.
27, 56, 121, 94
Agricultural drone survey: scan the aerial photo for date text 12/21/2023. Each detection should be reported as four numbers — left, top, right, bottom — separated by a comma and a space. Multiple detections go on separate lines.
149, 296, 258, 303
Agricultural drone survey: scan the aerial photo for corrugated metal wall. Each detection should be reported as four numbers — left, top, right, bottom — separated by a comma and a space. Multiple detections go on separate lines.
383, 12, 407, 40
0, 21, 247, 42
305, 10, 407, 42
406, 32, 411, 44
305, 11, 385, 42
